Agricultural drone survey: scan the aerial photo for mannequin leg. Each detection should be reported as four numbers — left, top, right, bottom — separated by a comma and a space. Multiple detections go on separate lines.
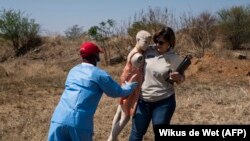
107, 105, 130, 141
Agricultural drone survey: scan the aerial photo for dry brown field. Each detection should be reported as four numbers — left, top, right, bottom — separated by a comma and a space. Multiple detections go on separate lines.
0, 37, 249, 141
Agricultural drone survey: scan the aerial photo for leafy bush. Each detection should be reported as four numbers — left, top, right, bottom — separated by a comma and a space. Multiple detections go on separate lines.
0, 8, 41, 56
87, 19, 118, 65
218, 5, 250, 50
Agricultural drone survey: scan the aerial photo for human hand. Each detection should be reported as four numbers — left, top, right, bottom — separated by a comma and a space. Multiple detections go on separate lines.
170, 72, 185, 83
124, 81, 138, 90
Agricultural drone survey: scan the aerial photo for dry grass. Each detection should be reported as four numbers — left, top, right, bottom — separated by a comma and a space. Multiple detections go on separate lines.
0, 37, 250, 141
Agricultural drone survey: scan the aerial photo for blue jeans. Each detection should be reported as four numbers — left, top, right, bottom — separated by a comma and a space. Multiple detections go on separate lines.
129, 94, 176, 141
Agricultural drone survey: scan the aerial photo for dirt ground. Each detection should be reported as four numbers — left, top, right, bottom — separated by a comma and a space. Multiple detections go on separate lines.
0, 41, 250, 141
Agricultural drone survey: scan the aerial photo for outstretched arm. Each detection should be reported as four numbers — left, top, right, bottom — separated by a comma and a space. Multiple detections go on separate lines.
98, 71, 138, 98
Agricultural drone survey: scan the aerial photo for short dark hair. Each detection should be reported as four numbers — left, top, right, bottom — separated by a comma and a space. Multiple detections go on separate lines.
153, 26, 176, 48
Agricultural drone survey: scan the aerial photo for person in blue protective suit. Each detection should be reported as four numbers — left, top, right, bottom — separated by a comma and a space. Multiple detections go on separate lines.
47, 41, 138, 141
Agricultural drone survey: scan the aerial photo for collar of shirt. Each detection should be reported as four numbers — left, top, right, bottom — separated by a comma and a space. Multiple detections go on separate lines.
81, 62, 94, 66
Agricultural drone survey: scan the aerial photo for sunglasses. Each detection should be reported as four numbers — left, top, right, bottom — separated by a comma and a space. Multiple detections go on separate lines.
157, 40, 166, 45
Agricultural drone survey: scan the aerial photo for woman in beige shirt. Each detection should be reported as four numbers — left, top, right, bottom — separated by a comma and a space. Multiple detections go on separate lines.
129, 26, 185, 141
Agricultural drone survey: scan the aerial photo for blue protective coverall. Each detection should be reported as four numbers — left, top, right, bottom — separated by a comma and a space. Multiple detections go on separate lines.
48, 63, 137, 141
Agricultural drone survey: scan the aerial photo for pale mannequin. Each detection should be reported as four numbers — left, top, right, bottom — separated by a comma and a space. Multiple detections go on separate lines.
107, 30, 151, 141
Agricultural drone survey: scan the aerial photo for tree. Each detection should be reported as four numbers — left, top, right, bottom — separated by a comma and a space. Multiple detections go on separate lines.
127, 6, 175, 38
218, 5, 250, 50
87, 26, 103, 41
0, 8, 41, 56
190, 12, 216, 56
65, 24, 84, 40
87, 19, 116, 65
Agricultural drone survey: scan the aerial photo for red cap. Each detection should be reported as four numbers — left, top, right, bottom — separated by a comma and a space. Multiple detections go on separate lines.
80, 41, 103, 58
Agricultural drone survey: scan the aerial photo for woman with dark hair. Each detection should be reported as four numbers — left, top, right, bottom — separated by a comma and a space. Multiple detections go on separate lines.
129, 26, 185, 141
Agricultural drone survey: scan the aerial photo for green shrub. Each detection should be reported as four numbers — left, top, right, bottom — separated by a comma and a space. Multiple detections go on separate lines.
218, 5, 250, 50
0, 8, 41, 56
